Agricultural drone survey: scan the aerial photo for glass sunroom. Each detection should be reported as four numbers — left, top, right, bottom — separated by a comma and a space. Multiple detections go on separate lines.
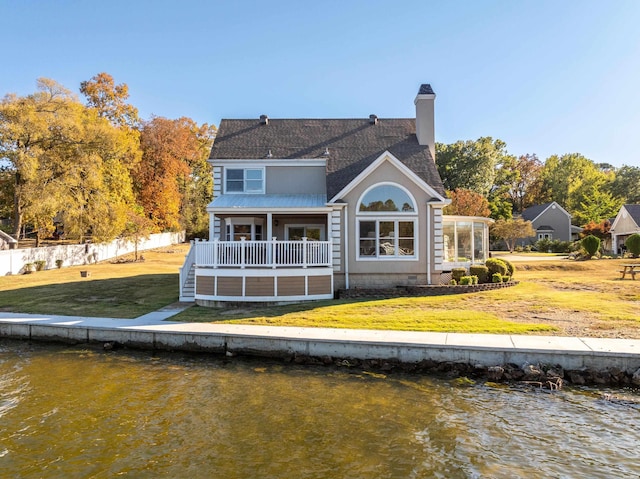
442, 216, 493, 268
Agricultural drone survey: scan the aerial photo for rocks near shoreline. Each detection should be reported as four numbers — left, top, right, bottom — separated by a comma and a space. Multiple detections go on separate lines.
290, 354, 640, 389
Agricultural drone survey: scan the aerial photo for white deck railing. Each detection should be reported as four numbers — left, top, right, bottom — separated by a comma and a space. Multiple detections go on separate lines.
195, 238, 332, 269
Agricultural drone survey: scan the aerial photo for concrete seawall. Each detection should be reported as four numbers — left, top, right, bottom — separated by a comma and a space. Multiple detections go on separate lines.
2, 316, 640, 385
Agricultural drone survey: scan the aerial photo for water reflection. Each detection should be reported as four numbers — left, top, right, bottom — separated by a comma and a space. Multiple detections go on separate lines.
1, 339, 639, 478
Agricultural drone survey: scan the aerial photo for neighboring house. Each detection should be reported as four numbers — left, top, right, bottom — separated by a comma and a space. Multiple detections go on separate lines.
0, 230, 18, 250
610, 204, 640, 254
519, 202, 574, 246
179, 84, 493, 304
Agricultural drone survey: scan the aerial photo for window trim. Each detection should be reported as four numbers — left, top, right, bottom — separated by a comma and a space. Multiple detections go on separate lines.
284, 224, 326, 241
224, 167, 265, 194
355, 182, 419, 261
356, 217, 418, 261
356, 182, 417, 214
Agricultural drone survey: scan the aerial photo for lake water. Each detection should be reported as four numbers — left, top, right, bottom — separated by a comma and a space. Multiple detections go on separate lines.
1, 338, 639, 478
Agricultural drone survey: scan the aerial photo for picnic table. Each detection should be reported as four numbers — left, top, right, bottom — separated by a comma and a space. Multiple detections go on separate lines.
619, 264, 640, 280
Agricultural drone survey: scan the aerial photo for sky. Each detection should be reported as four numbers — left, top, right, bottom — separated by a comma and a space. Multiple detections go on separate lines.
1, 0, 639, 167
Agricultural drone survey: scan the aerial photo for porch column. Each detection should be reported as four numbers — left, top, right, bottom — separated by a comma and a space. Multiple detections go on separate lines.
266, 213, 273, 240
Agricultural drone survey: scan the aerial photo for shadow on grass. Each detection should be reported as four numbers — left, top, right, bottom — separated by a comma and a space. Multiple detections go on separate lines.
0, 274, 179, 319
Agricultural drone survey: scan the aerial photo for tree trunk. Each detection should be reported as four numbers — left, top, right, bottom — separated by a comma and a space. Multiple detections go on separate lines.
12, 173, 22, 240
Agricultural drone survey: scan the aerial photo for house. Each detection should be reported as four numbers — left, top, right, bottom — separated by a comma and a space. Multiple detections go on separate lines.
179, 84, 493, 304
519, 201, 575, 246
0, 230, 18, 250
610, 204, 640, 254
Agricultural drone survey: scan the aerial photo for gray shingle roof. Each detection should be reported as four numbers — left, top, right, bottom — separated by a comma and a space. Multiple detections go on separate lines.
624, 204, 640, 225
209, 118, 445, 200
522, 202, 554, 221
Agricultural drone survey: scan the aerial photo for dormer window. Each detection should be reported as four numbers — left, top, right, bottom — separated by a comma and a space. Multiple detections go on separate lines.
225, 168, 264, 194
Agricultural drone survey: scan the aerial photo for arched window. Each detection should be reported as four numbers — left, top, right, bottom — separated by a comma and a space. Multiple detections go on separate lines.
357, 184, 417, 259
358, 184, 416, 212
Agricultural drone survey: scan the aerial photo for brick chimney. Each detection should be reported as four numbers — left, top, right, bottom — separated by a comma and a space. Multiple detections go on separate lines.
414, 84, 436, 161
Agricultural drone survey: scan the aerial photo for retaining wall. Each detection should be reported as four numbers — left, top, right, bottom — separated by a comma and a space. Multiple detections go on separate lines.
2, 321, 639, 386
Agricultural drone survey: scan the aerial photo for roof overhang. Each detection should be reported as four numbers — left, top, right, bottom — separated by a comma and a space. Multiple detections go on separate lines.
208, 159, 327, 167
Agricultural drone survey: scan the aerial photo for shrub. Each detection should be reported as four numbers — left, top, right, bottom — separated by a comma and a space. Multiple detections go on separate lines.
535, 238, 552, 252
23, 263, 34, 274
626, 234, 640, 258
492, 273, 503, 283
55, 259, 63, 269
500, 259, 515, 277
34, 260, 46, 271
471, 275, 479, 285
451, 267, 467, 283
459, 276, 473, 285
485, 258, 508, 277
534, 238, 572, 253
469, 265, 489, 283
502, 275, 510, 282
581, 235, 601, 257
449, 279, 457, 286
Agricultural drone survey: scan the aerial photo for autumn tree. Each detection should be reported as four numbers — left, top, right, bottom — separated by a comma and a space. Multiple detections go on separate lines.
443, 189, 491, 217
80, 72, 140, 128
506, 154, 544, 213
135, 117, 215, 233
121, 206, 155, 261
0, 79, 77, 241
177, 120, 216, 238
491, 219, 536, 253
581, 219, 612, 252
0, 78, 137, 245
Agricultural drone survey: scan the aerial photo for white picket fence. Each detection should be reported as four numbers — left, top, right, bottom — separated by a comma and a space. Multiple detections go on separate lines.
0, 232, 185, 276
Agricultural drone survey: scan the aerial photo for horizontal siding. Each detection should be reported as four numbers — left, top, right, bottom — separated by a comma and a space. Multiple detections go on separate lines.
217, 277, 242, 296
308, 275, 332, 295
245, 277, 275, 296
277, 276, 305, 296
196, 276, 214, 296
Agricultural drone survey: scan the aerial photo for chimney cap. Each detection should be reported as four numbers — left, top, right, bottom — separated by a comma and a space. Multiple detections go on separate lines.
418, 84, 435, 95
369, 114, 378, 125
259, 114, 269, 125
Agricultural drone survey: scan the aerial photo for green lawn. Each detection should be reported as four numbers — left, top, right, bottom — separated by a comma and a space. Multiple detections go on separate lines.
173, 296, 557, 334
1, 247, 638, 337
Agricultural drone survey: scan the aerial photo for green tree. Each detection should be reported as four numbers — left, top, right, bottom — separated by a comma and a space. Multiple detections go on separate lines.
539, 153, 615, 216
436, 137, 508, 196
609, 165, 640, 204
573, 185, 623, 225
491, 218, 536, 252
